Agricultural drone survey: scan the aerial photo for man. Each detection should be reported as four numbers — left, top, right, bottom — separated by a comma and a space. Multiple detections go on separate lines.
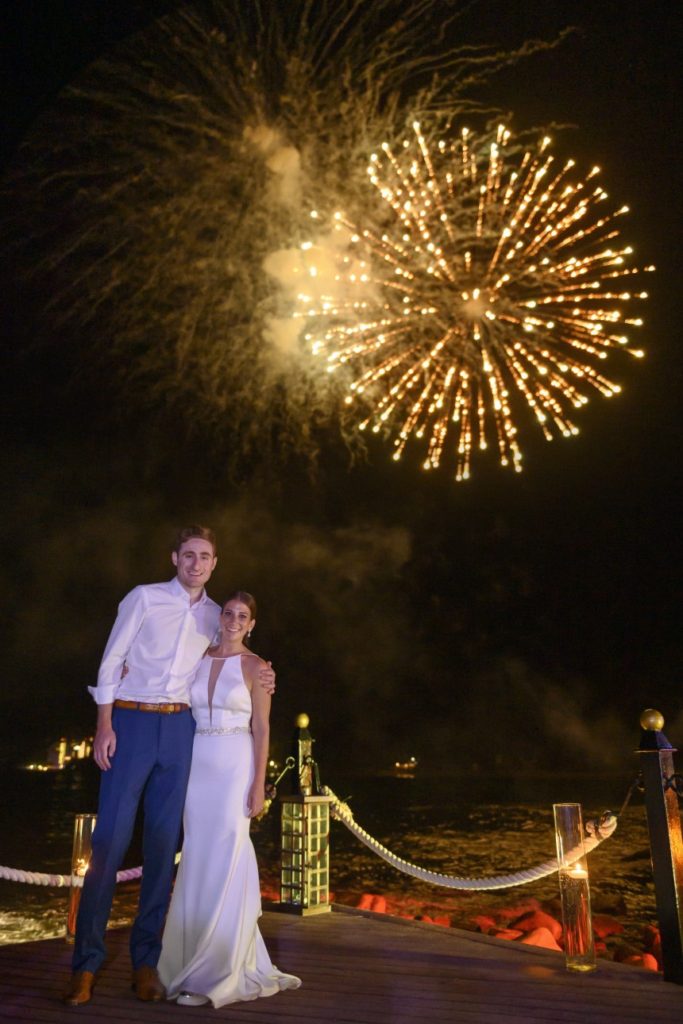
63, 525, 275, 1006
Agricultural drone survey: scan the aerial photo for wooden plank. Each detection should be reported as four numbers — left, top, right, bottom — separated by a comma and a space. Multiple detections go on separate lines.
0, 907, 681, 1024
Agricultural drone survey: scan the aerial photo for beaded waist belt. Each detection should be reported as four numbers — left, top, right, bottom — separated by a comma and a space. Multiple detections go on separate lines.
195, 725, 251, 736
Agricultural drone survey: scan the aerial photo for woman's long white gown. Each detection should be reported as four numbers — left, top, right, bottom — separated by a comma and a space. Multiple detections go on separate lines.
158, 654, 301, 1007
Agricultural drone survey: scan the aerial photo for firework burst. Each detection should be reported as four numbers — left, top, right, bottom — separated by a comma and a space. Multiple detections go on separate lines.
1, 1, 569, 473
295, 123, 653, 479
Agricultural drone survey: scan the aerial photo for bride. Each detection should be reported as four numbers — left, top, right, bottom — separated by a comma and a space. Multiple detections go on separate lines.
158, 591, 301, 1008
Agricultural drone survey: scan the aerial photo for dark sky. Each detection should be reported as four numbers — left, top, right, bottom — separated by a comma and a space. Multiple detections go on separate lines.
1, 1, 681, 774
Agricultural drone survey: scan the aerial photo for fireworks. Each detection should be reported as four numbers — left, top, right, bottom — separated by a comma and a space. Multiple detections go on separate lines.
296, 123, 653, 479
2, 1, 569, 474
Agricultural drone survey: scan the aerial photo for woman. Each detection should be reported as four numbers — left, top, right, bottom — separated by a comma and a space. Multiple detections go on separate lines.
158, 591, 301, 1008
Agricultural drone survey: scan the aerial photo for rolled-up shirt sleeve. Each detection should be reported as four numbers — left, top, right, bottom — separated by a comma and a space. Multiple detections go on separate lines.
88, 586, 148, 705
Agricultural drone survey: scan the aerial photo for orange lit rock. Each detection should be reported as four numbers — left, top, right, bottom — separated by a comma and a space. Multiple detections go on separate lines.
432, 915, 450, 927
496, 898, 541, 921
640, 953, 659, 972
623, 953, 659, 971
613, 944, 637, 962
471, 915, 498, 932
356, 893, 375, 910
518, 927, 563, 952
370, 895, 387, 914
592, 914, 624, 938
491, 928, 524, 941
652, 941, 662, 969
642, 925, 662, 967
511, 910, 563, 942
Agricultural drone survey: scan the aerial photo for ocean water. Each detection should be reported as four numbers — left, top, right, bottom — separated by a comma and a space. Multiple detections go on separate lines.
0, 763, 655, 951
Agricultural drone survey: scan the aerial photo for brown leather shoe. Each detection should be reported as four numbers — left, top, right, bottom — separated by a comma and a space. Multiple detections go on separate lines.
63, 970, 96, 1006
132, 965, 166, 1002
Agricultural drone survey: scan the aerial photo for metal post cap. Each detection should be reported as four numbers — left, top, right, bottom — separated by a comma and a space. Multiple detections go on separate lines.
295, 713, 310, 729
640, 708, 665, 731
637, 708, 675, 752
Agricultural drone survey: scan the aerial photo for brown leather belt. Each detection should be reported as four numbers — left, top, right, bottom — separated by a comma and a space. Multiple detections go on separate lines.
114, 699, 189, 714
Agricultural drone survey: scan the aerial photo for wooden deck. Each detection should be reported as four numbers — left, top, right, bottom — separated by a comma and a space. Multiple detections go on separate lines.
1, 905, 682, 1023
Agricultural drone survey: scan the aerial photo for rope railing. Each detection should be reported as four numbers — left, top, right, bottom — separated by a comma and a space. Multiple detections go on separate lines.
324, 785, 618, 892
0, 864, 140, 888
0, 771, 621, 893
0, 856, 181, 888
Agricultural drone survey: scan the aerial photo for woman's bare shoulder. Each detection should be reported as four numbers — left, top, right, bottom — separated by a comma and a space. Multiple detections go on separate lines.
241, 650, 264, 664
240, 651, 266, 675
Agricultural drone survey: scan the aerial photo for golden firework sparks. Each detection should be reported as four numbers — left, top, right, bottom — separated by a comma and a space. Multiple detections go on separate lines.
296, 123, 653, 480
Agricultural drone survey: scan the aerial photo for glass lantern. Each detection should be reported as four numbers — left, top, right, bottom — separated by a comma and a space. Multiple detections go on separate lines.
280, 794, 333, 915
66, 813, 97, 943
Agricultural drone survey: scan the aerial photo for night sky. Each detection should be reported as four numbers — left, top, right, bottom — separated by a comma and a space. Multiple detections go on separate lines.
1, 1, 681, 776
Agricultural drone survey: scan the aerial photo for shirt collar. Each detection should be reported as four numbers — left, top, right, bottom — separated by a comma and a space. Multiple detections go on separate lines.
169, 575, 208, 607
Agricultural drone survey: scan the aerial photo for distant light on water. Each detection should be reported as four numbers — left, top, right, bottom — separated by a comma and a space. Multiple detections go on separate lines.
24, 736, 92, 772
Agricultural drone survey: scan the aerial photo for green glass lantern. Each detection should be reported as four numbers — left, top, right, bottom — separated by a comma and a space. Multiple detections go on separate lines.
279, 713, 332, 915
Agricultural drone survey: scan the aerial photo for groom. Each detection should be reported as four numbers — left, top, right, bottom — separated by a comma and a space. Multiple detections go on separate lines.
63, 525, 275, 1006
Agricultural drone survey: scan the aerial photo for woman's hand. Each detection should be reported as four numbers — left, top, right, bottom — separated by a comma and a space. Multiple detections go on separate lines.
247, 781, 266, 818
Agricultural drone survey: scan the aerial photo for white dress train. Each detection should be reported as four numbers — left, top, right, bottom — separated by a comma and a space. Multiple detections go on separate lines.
158, 654, 301, 1007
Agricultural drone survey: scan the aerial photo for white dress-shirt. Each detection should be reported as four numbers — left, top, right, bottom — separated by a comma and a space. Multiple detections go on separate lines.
88, 577, 220, 706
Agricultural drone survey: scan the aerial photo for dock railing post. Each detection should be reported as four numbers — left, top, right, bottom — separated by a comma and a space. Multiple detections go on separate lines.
278, 713, 333, 916
65, 813, 96, 943
637, 708, 683, 984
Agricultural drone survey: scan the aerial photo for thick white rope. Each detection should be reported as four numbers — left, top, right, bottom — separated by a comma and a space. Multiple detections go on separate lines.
0, 864, 143, 887
0, 853, 182, 888
324, 787, 617, 892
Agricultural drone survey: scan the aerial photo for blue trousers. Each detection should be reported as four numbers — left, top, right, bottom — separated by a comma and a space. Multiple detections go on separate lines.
72, 706, 195, 974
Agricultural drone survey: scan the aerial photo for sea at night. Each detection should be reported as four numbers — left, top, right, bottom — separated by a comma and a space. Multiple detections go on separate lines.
0, 762, 655, 957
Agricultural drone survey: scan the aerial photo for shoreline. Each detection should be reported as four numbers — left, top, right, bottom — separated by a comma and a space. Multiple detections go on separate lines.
0, 874, 661, 973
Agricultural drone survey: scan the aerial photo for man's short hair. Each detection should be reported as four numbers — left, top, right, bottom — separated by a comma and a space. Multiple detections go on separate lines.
173, 525, 217, 555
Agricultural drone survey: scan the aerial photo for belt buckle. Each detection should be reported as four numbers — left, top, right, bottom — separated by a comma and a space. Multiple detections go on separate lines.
160, 703, 174, 714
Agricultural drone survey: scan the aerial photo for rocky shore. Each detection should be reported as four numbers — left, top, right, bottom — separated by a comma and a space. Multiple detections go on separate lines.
347, 890, 661, 971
